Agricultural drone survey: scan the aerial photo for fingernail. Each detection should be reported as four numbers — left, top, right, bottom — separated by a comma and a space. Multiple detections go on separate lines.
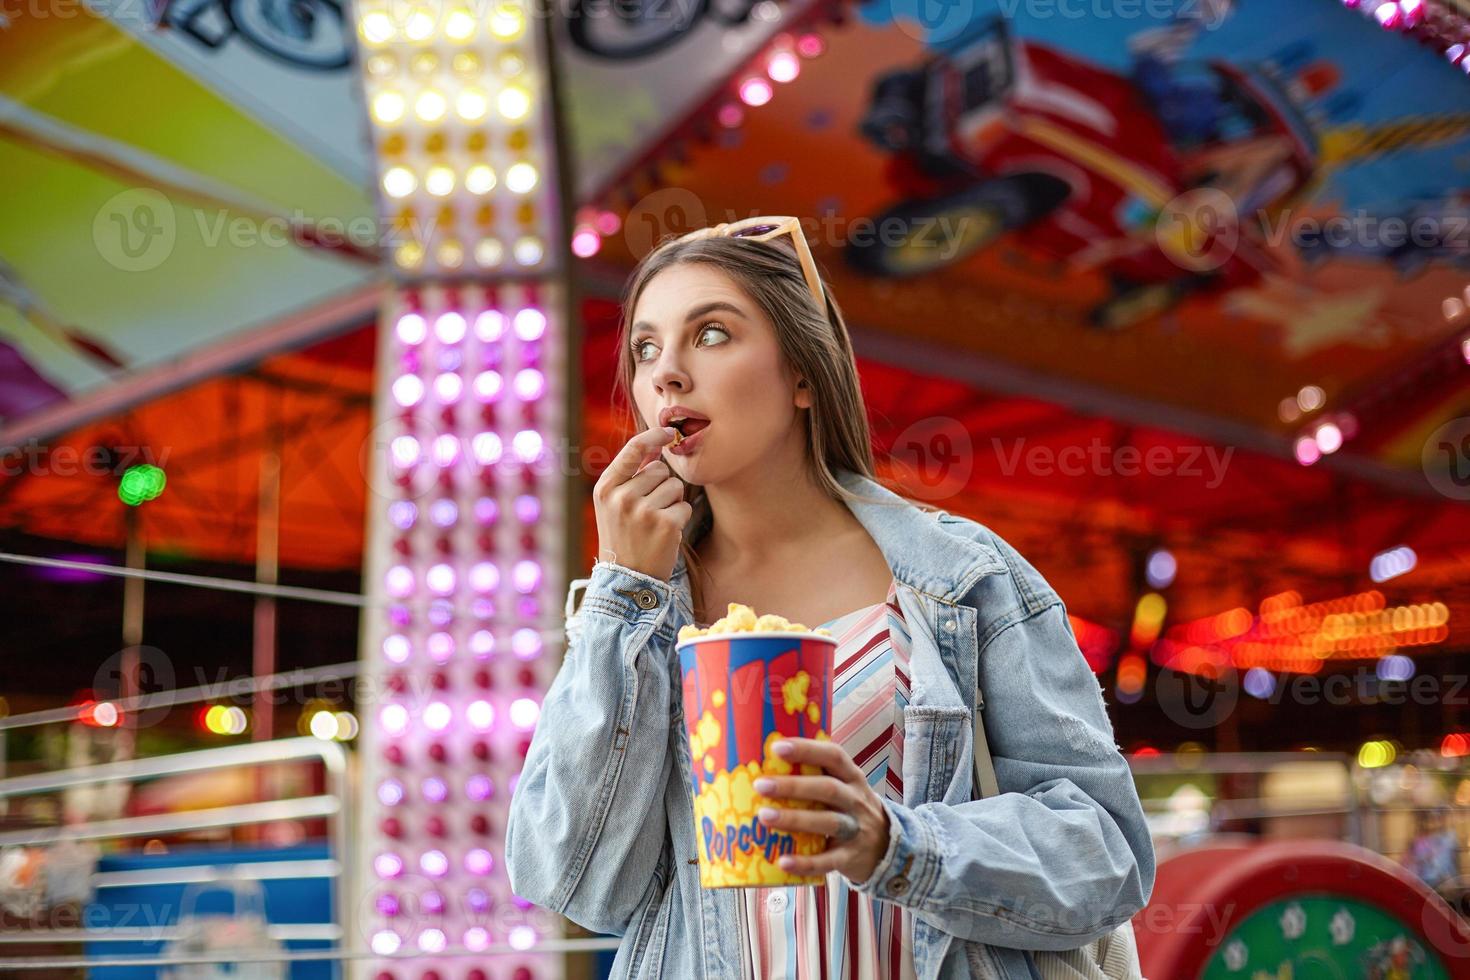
758, 807, 778, 822
773, 741, 793, 756
754, 778, 775, 793
663, 426, 678, 436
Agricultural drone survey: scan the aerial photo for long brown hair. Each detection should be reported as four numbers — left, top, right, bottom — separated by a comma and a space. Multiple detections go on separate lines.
611, 232, 937, 623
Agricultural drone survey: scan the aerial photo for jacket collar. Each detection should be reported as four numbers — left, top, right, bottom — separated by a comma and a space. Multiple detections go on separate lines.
671, 468, 1004, 609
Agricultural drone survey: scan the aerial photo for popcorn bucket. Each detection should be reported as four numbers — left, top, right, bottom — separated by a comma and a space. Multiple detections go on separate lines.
676, 630, 838, 888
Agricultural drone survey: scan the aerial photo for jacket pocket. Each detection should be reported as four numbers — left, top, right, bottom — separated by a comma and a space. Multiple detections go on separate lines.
901, 705, 973, 808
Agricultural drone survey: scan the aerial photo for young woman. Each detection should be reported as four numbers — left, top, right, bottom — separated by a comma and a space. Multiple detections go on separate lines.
506, 218, 1155, 979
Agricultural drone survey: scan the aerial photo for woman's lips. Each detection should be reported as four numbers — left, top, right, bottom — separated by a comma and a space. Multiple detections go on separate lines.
669, 422, 708, 455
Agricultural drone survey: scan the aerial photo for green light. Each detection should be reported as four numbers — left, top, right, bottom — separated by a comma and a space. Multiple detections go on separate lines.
119, 464, 166, 506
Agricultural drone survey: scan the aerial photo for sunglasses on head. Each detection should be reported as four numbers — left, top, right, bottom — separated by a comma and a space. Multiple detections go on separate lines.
657, 215, 827, 312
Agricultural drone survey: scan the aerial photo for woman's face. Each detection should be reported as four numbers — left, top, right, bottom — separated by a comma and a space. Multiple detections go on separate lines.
628, 262, 812, 485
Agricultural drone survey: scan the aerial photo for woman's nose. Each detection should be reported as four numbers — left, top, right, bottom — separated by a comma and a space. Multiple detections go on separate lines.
652, 356, 689, 393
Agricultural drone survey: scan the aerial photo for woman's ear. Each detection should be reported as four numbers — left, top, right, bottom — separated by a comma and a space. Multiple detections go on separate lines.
794, 378, 813, 410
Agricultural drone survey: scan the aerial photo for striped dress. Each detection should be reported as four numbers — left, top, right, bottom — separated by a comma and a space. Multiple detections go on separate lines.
736, 577, 918, 980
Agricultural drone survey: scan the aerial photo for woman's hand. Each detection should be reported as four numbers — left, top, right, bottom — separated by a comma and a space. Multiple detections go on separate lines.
592, 426, 690, 582
753, 738, 892, 883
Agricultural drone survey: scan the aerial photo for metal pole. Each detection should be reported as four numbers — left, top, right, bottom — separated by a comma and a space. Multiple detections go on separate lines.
254, 449, 282, 743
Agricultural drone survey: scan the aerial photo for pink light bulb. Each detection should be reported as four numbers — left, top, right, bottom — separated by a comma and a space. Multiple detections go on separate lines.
512, 368, 546, 402
474, 310, 507, 342
465, 848, 494, 875
795, 32, 824, 57
423, 701, 452, 732
392, 374, 425, 408
427, 631, 455, 663
512, 559, 542, 594
433, 373, 464, 404
717, 102, 743, 128
513, 308, 547, 341
767, 50, 800, 82
420, 849, 449, 877
374, 852, 404, 879
510, 697, 539, 730
470, 561, 501, 593
472, 371, 504, 403
385, 566, 414, 599
383, 634, 411, 663
431, 433, 460, 468
389, 436, 421, 469
511, 430, 543, 463
380, 704, 410, 737
471, 630, 495, 658
434, 312, 467, 344
467, 699, 494, 732
472, 432, 503, 466
571, 227, 601, 258
417, 928, 447, 954
512, 628, 542, 660
396, 313, 427, 346
427, 563, 456, 595
463, 927, 490, 952
739, 77, 773, 107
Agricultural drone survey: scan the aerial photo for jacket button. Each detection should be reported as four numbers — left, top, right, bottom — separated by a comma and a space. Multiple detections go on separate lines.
943, 619, 956, 632
615, 586, 662, 610
766, 891, 789, 913
888, 876, 910, 895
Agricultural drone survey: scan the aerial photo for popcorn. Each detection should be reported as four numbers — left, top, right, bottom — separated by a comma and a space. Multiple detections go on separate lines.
679, 601, 835, 643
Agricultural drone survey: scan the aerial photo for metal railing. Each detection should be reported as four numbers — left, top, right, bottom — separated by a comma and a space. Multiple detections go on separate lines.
0, 737, 352, 966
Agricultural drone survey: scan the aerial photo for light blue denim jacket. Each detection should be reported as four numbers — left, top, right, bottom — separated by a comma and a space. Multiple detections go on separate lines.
506, 469, 1155, 979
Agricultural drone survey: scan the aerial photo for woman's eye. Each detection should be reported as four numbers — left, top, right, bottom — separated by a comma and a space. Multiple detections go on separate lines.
698, 323, 730, 345
632, 324, 728, 363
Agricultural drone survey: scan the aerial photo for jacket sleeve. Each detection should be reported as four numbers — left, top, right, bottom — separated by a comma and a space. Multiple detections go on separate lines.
848, 597, 1156, 951
505, 560, 679, 936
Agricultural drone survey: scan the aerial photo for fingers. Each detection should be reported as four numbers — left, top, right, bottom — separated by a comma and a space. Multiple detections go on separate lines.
757, 805, 853, 840
644, 475, 686, 510
752, 773, 851, 809
772, 737, 867, 785
603, 426, 678, 487
774, 851, 844, 876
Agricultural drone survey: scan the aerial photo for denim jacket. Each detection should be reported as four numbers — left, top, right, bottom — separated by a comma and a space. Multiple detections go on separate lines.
506, 469, 1156, 979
